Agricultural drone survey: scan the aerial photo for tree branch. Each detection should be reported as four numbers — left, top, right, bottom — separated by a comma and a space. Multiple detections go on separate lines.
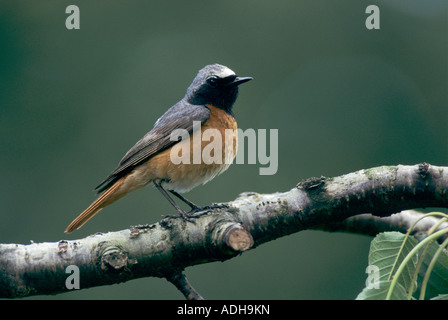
1, 163, 447, 298
316, 210, 448, 240
167, 272, 204, 300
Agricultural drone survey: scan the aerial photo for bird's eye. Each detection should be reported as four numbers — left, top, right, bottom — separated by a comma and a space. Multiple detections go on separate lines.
207, 77, 218, 88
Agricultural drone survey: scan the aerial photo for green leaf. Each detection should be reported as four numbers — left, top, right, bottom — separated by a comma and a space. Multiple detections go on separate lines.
417, 239, 448, 299
368, 232, 419, 292
430, 294, 448, 300
356, 280, 408, 300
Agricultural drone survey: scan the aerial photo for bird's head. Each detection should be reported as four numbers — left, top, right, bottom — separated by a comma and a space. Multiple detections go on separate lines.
186, 64, 252, 113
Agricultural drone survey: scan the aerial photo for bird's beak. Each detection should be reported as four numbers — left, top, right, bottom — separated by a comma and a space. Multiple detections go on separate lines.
227, 76, 253, 87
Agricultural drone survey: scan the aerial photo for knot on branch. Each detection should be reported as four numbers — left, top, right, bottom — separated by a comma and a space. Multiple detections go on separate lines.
418, 162, 430, 179
97, 243, 137, 275
224, 224, 254, 252
209, 219, 254, 257
101, 246, 128, 271
297, 176, 327, 191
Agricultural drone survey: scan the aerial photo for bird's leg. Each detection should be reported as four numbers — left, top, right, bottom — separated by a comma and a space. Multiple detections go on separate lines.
169, 190, 229, 215
153, 181, 190, 219
168, 190, 201, 211
153, 180, 226, 220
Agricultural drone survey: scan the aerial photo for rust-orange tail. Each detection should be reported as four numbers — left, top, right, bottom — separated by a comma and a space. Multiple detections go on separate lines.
65, 177, 126, 233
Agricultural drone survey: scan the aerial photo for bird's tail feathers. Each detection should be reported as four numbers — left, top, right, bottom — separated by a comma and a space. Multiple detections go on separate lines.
64, 177, 125, 233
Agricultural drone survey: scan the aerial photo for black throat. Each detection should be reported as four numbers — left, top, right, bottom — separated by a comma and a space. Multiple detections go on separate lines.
187, 86, 239, 115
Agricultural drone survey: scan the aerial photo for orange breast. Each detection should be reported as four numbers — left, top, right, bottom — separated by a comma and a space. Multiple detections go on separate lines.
124, 105, 238, 193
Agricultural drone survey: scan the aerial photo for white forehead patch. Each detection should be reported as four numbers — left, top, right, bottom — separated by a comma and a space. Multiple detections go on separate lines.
215, 66, 236, 78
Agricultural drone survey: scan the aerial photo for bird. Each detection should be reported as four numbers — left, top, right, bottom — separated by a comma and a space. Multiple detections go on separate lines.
64, 64, 252, 233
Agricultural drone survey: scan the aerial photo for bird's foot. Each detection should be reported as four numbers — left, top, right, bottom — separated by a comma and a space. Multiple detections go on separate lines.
163, 203, 229, 221
186, 203, 229, 216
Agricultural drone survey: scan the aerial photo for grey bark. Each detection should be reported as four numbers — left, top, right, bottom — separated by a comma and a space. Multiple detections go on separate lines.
0, 163, 447, 299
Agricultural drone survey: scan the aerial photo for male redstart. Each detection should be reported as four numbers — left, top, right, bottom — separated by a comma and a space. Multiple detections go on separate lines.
65, 64, 252, 233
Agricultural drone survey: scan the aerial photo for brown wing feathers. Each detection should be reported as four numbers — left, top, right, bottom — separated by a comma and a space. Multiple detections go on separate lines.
94, 103, 211, 193
65, 103, 211, 233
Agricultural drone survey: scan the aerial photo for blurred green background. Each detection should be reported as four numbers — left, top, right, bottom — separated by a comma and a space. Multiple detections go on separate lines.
0, 0, 447, 299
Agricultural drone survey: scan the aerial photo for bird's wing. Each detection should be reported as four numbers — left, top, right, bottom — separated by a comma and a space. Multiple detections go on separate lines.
95, 101, 210, 193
